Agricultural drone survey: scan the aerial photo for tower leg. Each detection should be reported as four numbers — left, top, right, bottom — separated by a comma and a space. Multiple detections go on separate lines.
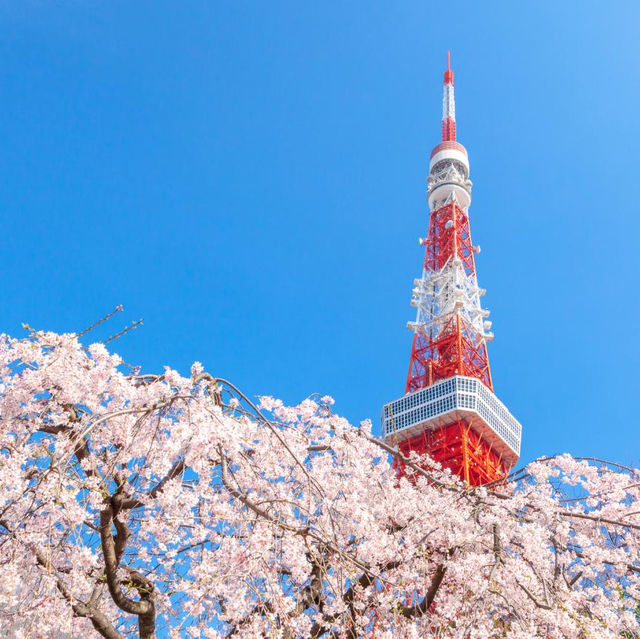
397, 420, 509, 486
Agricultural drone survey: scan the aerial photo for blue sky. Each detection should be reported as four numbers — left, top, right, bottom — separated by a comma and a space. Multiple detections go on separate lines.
0, 1, 638, 468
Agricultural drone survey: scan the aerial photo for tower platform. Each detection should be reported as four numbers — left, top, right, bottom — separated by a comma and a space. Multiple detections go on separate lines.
382, 376, 521, 468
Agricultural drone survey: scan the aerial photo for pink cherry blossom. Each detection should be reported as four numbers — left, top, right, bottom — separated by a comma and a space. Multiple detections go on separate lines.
0, 330, 637, 638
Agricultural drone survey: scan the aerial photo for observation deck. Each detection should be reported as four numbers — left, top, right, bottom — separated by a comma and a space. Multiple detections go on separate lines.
382, 376, 521, 466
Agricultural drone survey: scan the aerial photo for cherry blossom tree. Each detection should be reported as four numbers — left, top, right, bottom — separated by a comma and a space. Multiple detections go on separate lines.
0, 327, 638, 638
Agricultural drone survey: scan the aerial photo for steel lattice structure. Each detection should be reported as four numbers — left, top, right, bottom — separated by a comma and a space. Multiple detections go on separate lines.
382, 53, 522, 486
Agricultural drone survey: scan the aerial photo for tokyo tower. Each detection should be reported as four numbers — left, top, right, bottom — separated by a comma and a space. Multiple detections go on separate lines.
381, 53, 522, 486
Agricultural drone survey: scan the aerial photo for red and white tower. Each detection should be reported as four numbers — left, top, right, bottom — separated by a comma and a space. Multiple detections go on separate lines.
382, 53, 522, 486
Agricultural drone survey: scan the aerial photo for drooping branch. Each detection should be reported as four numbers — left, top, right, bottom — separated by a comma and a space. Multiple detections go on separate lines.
516, 579, 552, 610
33, 547, 122, 639
219, 445, 305, 534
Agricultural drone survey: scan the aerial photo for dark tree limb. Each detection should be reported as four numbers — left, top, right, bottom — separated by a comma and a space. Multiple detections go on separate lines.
99, 507, 155, 638
400, 563, 447, 618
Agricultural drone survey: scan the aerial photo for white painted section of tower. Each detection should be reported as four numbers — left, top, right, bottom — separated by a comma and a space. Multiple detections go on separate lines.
410, 252, 488, 341
429, 147, 469, 174
443, 82, 456, 122
427, 161, 471, 209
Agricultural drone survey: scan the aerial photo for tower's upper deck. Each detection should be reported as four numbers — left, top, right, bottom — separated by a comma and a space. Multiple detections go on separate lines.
382, 375, 521, 467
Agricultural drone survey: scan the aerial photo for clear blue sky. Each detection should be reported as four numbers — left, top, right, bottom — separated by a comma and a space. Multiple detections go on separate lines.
0, 2, 638, 468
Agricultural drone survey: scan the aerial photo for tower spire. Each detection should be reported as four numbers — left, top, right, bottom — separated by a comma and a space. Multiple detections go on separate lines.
442, 50, 456, 141
381, 54, 522, 486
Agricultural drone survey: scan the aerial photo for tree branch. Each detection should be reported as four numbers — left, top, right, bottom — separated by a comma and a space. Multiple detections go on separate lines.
400, 563, 447, 618
118, 460, 186, 510
34, 546, 121, 639
99, 507, 155, 638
